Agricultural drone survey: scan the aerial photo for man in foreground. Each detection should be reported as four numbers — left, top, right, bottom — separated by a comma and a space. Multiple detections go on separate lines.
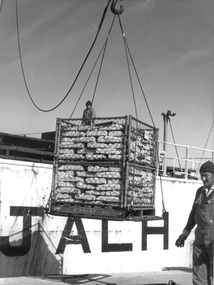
176, 160, 214, 285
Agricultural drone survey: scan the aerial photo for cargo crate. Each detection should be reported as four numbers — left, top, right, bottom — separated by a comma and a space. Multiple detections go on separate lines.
125, 162, 156, 208
49, 116, 158, 220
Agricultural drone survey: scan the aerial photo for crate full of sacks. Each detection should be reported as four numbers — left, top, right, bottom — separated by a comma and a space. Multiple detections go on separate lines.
50, 116, 158, 218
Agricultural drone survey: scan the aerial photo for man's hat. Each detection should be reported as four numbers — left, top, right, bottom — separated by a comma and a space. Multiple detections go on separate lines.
86, 100, 92, 106
199, 161, 214, 173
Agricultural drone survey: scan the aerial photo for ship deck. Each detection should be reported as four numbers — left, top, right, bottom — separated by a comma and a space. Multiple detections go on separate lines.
0, 270, 192, 285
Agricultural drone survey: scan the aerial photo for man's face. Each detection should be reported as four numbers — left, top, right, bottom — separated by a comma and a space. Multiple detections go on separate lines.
86, 104, 92, 110
200, 172, 214, 189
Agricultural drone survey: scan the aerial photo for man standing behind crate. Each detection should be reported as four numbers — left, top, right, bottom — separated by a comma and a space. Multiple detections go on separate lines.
175, 160, 214, 285
82, 100, 96, 126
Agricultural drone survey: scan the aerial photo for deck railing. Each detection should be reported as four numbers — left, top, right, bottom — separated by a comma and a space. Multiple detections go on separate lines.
158, 142, 214, 179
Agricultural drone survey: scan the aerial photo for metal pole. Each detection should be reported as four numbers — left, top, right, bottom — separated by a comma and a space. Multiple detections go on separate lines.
162, 113, 167, 152
161, 111, 176, 176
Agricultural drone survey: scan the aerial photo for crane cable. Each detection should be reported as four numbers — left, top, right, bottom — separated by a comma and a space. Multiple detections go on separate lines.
70, 14, 117, 118
15, 0, 112, 112
69, 4, 166, 215
117, 14, 139, 210
0, 0, 3, 15
116, 13, 166, 214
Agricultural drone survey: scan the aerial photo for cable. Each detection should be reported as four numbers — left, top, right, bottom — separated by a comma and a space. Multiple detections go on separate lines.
91, 15, 116, 105
15, 0, 112, 112
116, 14, 166, 214
118, 15, 156, 128
69, 43, 106, 118
0, 0, 3, 15
116, 15, 139, 208
118, 15, 138, 119
118, 15, 165, 213
70, 15, 116, 118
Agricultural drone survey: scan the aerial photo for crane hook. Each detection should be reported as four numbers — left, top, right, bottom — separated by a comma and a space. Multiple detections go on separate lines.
111, 0, 124, 15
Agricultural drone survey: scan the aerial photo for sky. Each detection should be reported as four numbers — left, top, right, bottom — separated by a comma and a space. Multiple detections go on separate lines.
0, 0, 214, 154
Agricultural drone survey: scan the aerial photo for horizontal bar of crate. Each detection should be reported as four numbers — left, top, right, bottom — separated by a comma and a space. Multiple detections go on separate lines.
59, 116, 128, 127
50, 204, 127, 220
129, 115, 158, 131
50, 203, 155, 221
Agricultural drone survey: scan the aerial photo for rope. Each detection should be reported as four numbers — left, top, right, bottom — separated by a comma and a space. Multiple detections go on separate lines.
118, 22, 166, 213
69, 42, 107, 118
91, 15, 116, 104
116, 14, 166, 214
70, 15, 116, 118
116, 15, 138, 208
118, 18, 138, 119
118, 15, 155, 128
15, 0, 112, 112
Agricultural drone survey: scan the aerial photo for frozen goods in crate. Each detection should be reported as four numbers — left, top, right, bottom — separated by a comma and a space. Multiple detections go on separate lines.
95, 171, 121, 178
59, 149, 74, 154
109, 155, 123, 160
55, 193, 75, 202
51, 116, 158, 217
86, 130, 108, 136
85, 177, 107, 184
129, 137, 156, 166
127, 163, 155, 207
97, 136, 123, 143
59, 154, 85, 160
58, 165, 84, 171
56, 188, 80, 194
128, 116, 158, 168
96, 148, 123, 155
96, 195, 120, 202
75, 193, 96, 201
57, 171, 74, 179
87, 165, 109, 172
109, 131, 124, 136
52, 160, 124, 206
101, 124, 124, 130
76, 171, 94, 177
57, 118, 126, 162
77, 182, 95, 189
57, 181, 76, 187
87, 143, 124, 149
68, 137, 96, 143
96, 183, 121, 190
85, 153, 107, 160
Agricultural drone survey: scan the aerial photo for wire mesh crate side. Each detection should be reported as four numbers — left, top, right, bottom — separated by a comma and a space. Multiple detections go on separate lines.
51, 161, 127, 209
50, 116, 157, 218
51, 118, 62, 197
125, 162, 156, 209
127, 116, 159, 168
55, 117, 129, 164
